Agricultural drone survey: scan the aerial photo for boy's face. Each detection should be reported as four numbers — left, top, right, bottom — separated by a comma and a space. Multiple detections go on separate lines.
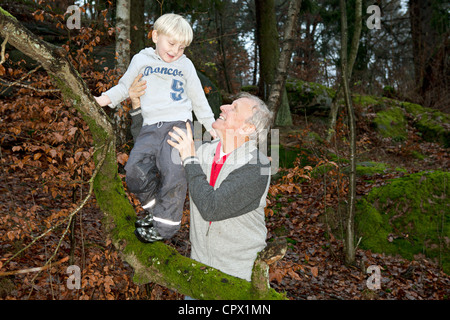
152, 30, 186, 63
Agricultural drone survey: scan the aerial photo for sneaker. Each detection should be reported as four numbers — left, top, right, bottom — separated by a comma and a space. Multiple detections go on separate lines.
134, 226, 164, 243
135, 212, 154, 229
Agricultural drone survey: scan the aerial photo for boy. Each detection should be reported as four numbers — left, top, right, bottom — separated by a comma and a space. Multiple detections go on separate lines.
95, 13, 216, 242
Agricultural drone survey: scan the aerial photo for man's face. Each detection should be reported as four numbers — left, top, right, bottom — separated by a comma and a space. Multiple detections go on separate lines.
152, 31, 186, 63
212, 97, 255, 136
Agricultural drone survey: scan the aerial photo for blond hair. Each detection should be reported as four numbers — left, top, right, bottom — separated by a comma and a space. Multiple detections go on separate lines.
153, 13, 194, 46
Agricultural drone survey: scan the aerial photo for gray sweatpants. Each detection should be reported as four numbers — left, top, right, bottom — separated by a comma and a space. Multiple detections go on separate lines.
125, 120, 189, 239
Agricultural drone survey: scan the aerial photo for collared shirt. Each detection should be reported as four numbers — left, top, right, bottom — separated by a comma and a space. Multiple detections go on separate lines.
209, 142, 228, 187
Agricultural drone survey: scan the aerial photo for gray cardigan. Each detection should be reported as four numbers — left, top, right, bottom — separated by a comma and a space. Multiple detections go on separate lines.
184, 139, 271, 281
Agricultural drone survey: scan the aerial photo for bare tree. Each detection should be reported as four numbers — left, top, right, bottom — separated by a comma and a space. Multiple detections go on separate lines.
115, 0, 130, 73
264, 0, 302, 124
255, 0, 298, 126
409, 0, 449, 110
327, 0, 362, 142
339, 0, 359, 265
112, 0, 131, 147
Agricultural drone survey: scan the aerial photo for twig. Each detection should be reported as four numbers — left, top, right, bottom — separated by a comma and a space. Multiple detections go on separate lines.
0, 256, 69, 277
355, 236, 362, 250
0, 78, 60, 93
0, 65, 45, 95
2, 142, 108, 270
0, 34, 8, 65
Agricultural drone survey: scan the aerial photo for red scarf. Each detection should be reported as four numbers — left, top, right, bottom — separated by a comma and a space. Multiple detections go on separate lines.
206, 142, 228, 234
209, 142, 228, 187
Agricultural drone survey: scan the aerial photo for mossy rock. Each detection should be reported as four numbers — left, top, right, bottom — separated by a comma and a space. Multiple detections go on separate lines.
285, 79, 335, 115
373, 106, 408, 142
382, 85, 397, 99
402, 102, 450, 148
354, 161, 388, 176
354, 161, 407, 176
356, 170, 450, 274
352, 94, 449, 147
282, 78, 449, 147
352, 94, 387, 111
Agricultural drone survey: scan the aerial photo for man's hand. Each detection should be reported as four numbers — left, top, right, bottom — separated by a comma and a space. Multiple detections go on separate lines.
129, 74, 147, 109
167, 122, 196, 162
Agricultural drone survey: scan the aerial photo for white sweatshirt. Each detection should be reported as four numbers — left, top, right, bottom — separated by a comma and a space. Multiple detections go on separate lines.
103, 47, 215, 131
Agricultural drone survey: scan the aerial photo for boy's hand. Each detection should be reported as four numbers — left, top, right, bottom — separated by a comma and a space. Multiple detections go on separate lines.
209, 129, 217, 139
94, 95, 111, 107
129, 74, 147, 109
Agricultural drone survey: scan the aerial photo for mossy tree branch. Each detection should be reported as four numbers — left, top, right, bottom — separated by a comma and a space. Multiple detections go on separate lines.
0, 7, 286, 300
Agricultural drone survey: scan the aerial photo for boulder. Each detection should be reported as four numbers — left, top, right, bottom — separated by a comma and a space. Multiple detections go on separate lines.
356, 170, 450, 274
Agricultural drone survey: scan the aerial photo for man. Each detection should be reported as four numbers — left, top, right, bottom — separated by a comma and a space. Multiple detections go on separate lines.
129, 77, 273, 281
168, 93, 273, 281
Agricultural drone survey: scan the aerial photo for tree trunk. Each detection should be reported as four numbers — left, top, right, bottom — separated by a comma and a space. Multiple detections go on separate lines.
409, 0, 449, 110
255, 0, 293, 126
326, 0, 361, 142
0, 6, 285, 300
339, 0, 357, 265
265, 0, 301, 126
130, 0, 146, 57
115, 0, 130, 73
214, 2, 232, 93
113, 0, 131, 148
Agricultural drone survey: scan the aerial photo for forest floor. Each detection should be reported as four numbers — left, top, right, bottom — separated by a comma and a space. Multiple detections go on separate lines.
1, 96, 449, 301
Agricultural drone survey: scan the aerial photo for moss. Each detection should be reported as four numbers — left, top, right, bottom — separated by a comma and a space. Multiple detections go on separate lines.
93, 145, 137, 243
355, 161, 388, 176
402, 102, 450, 147
356, 199, 391, 252
305, 131, 324, 144
313, 161, 391, 178
326, 152, 349, 164
285, 79, 335, 114
324, 161, 405, 177
0, 6, 17, 19
373, 106, 408, 141
356, 171, 450, 274
353, 94, 382, 107
411, 150, 426, 160
395, 167, 408, 173
382, 86, 396, 98
127, 239, 284, 299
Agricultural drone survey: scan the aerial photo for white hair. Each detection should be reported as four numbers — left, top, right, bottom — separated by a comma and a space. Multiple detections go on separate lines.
237, 92, 273, 139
